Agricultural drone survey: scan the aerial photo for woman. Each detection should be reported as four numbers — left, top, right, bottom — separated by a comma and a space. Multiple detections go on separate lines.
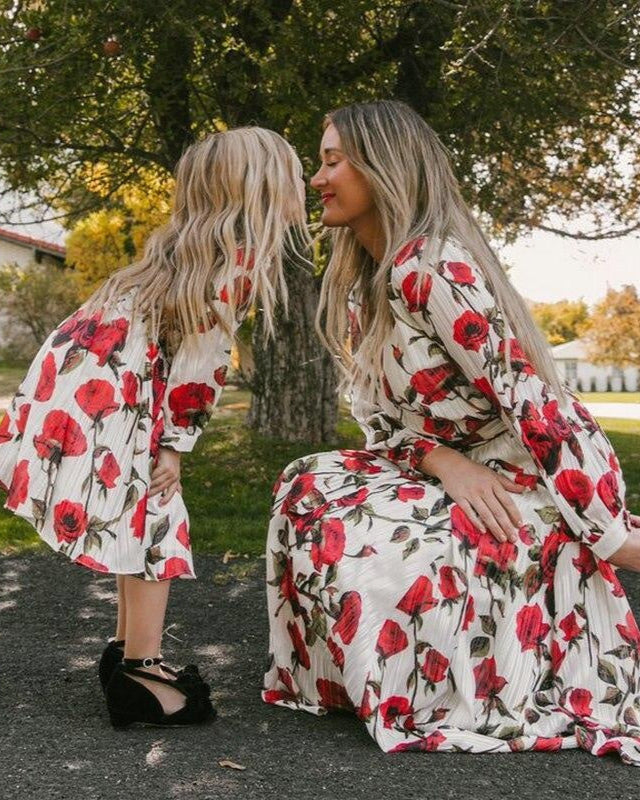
0, 127, 308, 728
262, 100, 640, 765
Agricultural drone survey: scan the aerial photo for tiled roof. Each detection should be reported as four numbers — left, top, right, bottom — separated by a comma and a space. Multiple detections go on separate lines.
0, 226, 65, 256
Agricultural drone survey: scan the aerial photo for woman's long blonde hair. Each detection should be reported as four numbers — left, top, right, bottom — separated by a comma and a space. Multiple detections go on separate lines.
316, 100, 566, 401
88, 127, 309, 351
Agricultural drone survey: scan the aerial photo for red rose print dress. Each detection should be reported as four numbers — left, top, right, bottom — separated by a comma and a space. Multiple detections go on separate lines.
263, 237, 640, 765
0, 261, 250, 580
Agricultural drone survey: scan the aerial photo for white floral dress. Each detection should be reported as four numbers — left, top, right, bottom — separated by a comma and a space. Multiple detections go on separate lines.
263, 238, 640, 766
0, 260, 251, 580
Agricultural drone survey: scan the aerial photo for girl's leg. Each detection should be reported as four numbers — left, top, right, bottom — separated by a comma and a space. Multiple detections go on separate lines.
122, 575, 185, 714
115, 575, 126, 640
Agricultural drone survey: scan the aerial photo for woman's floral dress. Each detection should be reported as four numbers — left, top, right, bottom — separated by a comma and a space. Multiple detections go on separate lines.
0, 259, 251, 580
263, 237, 640, 765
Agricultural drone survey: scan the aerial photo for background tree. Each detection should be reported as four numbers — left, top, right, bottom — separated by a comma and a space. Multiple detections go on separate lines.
584, 285, 640, 367
530, 299, 590, 346
1, 1, 638, 440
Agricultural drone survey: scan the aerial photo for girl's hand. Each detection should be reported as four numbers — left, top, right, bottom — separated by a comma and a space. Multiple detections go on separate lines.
149, 447, 182, 506
420, 446, 526, 544
630, 514, 640, 529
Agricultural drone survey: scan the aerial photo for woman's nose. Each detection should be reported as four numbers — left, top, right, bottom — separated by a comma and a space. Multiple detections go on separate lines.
310, 168, 326, 189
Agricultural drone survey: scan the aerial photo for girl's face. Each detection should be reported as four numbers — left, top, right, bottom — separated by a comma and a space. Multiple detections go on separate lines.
310, 124, 375, 229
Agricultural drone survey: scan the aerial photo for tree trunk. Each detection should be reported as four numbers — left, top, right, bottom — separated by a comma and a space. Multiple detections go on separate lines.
248, 262, 338, 442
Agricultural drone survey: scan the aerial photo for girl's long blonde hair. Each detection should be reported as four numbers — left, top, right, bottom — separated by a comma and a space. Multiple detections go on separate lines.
316, 100, 566, 401
88, 127, 309, 352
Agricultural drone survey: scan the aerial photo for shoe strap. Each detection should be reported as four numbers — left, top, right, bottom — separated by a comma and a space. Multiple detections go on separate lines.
123, 656, 162, 669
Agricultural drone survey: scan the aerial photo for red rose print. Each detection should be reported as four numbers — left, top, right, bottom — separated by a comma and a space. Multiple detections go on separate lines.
130, 495, 147, 541
327, 637, 345, 671
462, 595, 475, 631
392, 730, 447, 753
401, 271, 432, 312
555, 469, 594, 513
34, 352, 57, 402
158, 557, 193, 580
421, 648, 449, 684
453, 311, 489, 352
121, 370, 138, 409
616, 610, 640, 647
379, 695, 414, 728
520, 417, 559, 474
0, 412, 11, 444
287, 620, 310, 670
53, 500, 88, 544
278, 558, 299, 608
168, 382, 216, 429
286, 472, 316, 504
472, 377, 500, 409
332, 591, 362, 645
608, 452, 620, 473
515, 604, 550, 651
96, 452, 120, 489
597, 560, 625, 598
438, 565, 463, 600
220, 276, 253, 308
559, 610, 583, 643
375, 619, 409, 659
410, 364, 455, 404
176, 520, 190, 550
394, 236, 425, 266
451, 504, 482, 549
596, 472, 622, 516
16, 404, 30, 436
341, 450, 382, 474
473, 657, 507, 699
396, 485, 425, 502
422, 416, 456, 439
75, 380, 119, 421
336, 487, 369, 507
571, 544, 597, 580
316, 678, 353, 710
569, 687, 592, 717
396, 575, 437, 617
33, 410, 88, 461
446, 261, 475, 285
87, 317, 129, 366
263, 689, 295, 704
474, 536, 517, 577
498, 338, 534, 375
75, 554, 109, 573
532, 737, 563, 752
213, 365, 227, 386
236, 247, 255, 270
6, 459, 29, 510
551, 640, 566, 674
311, 518, 346, 571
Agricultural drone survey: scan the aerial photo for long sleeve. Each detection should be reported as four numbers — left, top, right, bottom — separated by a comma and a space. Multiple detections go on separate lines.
392, 240, 630, 560
159, 262, 251, 453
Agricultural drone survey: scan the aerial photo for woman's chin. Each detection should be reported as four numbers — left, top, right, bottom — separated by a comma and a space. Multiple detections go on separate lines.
320, 209, 347, 228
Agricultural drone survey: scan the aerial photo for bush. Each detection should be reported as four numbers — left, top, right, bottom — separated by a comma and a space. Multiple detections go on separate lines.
0, 260, 80, 360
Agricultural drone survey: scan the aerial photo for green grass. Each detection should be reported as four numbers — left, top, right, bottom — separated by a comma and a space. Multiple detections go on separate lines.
0, 361, 29, 396
0, 392, 637, 557
580, 392, 640, 404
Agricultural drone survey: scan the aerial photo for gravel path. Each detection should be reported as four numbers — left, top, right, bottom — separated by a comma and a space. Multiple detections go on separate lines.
1, 552, 639, 800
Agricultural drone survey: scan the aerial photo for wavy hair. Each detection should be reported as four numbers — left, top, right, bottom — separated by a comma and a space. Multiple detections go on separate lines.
88, 127, 310, 352
316, 100, 566, 402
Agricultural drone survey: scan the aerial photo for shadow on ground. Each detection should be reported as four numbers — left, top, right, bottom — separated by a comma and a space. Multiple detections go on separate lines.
0, 553, 638, 800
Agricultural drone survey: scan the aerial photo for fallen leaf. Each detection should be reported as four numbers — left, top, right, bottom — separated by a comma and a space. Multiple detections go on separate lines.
219, 760, 246, 771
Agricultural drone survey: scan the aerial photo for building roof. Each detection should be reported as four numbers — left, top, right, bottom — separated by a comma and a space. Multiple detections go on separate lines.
0, 226, 65, 257
550, 338, 588, 360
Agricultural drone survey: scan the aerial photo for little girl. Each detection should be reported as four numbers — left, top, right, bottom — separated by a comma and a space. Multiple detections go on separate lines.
0, 127, 308, 728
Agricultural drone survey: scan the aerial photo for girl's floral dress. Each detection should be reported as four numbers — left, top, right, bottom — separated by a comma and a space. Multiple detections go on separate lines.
263, 237, 640, 765
0, 259, 252, 580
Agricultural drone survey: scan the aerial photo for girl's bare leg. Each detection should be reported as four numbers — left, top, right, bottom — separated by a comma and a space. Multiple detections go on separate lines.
114, 575, 126, 641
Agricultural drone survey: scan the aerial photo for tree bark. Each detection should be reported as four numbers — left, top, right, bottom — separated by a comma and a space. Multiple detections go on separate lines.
248, 261, 338, 442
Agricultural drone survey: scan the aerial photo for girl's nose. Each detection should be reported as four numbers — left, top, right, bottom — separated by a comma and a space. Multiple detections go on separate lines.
310, 168, 326, 189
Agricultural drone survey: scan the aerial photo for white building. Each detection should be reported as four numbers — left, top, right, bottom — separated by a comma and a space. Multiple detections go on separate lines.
0, 226, 65, 268
551, 338, 639, 392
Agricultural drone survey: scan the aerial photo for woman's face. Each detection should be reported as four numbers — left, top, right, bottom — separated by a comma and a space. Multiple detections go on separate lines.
310, 124, 375, 229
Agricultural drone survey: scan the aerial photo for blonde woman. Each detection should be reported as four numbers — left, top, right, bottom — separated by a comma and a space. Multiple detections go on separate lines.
263, 100, 640, 765
0, 127, 307, 728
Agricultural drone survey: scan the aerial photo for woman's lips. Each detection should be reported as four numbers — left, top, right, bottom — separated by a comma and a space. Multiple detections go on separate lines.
321, 193, 335, 205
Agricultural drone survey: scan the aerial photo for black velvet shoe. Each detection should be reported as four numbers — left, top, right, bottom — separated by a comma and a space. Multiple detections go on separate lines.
105, 657, 216, 729
98, 639, 125, 693
98, 639, 206, 693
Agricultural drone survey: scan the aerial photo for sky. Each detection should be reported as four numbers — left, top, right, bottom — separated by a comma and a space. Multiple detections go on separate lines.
1, 191, 638, 307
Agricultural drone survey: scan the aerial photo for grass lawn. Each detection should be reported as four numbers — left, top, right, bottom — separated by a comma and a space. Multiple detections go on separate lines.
580, 392, 640, 404
0, 389, 638, 557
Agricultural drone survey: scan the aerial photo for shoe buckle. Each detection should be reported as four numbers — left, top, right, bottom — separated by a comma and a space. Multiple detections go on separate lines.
142, 657, 155, 668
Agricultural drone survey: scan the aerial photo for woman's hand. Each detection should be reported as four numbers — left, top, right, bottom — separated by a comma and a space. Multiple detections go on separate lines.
420, 446, 526, 544
149, 447, 182, 506
630, 514, 640, 529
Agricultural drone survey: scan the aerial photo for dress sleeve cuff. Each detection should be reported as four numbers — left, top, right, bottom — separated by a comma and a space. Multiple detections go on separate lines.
589, 514, 631, 561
